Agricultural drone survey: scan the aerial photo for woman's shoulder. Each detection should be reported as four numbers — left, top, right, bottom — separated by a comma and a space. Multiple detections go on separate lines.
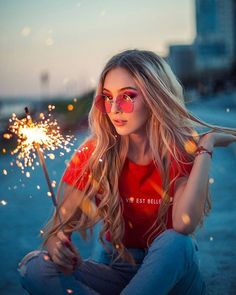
78, 137, 97, 152
73, 137, 96, 161
62, 138, 96, 189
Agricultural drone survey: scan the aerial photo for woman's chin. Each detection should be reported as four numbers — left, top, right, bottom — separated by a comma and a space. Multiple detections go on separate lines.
115, 127, 131, 136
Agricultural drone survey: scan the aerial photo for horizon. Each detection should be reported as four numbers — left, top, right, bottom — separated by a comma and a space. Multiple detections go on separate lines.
0, 0, 195, 98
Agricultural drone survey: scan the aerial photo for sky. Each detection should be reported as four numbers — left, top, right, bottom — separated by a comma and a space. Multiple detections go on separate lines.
0, 0, 196, 98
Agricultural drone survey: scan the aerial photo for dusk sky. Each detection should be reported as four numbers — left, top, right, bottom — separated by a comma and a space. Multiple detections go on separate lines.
0, 0, 195, 98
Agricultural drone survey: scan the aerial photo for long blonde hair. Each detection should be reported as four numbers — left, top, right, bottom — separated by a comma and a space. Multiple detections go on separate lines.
42, 49, 236, 265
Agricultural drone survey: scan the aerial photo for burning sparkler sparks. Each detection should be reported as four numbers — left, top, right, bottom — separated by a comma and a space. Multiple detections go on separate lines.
8, 107, 73, 171
5, 106, 74, 225
1, 200, 7, 206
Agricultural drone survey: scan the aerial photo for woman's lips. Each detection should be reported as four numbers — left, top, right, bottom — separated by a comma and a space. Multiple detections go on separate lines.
113, 119, 127, 126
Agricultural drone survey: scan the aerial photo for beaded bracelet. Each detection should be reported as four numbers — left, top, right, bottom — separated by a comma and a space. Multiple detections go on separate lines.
195, 146, 213, 158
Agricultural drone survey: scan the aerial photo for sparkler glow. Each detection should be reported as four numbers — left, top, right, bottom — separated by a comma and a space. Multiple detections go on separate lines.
8, 107, 72, 170
6, 106, 74, 225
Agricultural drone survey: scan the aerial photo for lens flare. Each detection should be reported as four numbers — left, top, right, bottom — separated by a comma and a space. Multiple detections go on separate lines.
181, 213, 191, 225
184, 139, 197, 154
67, 104, 74, 111
209, 178, 214, 184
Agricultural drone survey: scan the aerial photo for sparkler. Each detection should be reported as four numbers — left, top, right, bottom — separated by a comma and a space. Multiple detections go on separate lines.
6, 106, 74, 226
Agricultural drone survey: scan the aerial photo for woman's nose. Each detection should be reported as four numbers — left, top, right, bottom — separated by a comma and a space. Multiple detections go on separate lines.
110, 99, 121, 113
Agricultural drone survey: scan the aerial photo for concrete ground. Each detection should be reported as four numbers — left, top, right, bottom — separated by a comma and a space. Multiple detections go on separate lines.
189, 94, 236, 295
0, 93, 235, 294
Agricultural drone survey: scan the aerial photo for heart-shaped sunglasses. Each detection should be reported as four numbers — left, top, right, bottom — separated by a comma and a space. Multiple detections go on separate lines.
94, 92, 137, 114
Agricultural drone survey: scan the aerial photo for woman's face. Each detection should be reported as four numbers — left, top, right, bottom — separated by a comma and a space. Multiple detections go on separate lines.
102, 67, 150, 137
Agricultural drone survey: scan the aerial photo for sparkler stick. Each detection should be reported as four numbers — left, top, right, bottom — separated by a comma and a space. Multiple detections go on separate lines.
36, 146, 58, 207
24, 107, 62, 224
36, 145, 63, 225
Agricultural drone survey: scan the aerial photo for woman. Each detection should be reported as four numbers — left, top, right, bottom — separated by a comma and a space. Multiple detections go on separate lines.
18, 49, 236, 295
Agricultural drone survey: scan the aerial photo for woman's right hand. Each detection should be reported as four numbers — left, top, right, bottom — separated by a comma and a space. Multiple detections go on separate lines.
51, 231, 82, 275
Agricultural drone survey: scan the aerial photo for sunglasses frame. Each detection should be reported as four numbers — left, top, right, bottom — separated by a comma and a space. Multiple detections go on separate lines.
94, 93, 136, 114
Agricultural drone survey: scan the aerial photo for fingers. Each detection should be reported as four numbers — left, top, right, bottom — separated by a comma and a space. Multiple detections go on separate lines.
57, 230, 71, 244
213, 133, 236, 147
57, 231, 80, 258
53, 247, 74, 271
57, 231, 82, 263
50, 231, 82, 274
52, 242, 77, 270
55, 241, 76, 264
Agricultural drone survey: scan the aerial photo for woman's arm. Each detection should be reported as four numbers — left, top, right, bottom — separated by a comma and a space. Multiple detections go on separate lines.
44, 184, 83, 273
44, 184, 77, 253
172, 132, 236, 235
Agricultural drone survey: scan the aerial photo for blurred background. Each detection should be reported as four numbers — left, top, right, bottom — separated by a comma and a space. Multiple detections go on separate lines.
0, 0, 236, 294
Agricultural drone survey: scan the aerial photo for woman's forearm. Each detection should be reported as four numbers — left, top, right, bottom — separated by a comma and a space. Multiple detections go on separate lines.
172, 138, 214, 234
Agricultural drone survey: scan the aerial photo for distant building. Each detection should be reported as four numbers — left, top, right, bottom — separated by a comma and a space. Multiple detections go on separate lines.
40, 70, 50, 100
194, 0, 235, 73
167, 45, 196, 82
233, 0, 236, 65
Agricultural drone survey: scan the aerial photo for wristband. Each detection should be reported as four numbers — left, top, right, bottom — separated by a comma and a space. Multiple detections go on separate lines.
195, 146, 213, 158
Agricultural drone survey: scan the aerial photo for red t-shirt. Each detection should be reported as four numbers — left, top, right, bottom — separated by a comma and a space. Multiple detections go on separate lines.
62, 140, 96, 190
62, 139, 193, 248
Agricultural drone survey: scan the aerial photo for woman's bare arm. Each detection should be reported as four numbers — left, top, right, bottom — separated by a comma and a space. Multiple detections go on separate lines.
172, 132, 236, 234
44, 184, 83, 273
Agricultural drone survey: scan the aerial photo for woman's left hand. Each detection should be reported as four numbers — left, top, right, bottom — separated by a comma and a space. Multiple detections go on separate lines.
199, 131, 236, 149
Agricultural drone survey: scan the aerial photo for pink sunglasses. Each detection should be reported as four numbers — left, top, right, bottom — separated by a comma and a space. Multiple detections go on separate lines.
94, 92, 137, 114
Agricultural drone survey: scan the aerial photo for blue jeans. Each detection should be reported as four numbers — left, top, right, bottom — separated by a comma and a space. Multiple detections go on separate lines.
18, 229, 206, 294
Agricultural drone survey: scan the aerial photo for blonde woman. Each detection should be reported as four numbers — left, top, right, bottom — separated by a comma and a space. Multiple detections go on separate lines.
18, 49, 236, 295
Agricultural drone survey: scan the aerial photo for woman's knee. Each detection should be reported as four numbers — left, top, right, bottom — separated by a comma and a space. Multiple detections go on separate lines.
151, 229, 192, 246
149, 229, 195, 263
18, 250, 58, 292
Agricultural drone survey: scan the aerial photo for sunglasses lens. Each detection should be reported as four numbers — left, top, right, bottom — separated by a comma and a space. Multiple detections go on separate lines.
117, 96, 134, 113
94, 95, 111, 113
95, 94, 134, 113
119, 101, 133, 113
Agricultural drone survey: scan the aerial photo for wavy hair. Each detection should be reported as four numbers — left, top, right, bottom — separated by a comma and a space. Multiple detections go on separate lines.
42, 49, 236, 265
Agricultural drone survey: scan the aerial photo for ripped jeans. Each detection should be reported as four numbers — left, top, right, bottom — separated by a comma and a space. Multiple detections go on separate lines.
18, 229, 206, 295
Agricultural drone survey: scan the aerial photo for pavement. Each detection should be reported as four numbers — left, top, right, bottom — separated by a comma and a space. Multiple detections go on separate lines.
189, 93, 236, 295
0, 92, 235, 294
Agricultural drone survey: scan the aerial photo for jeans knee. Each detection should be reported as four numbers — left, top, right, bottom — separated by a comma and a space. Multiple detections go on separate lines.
18, 250, 56, 291
149, 229, 194, 264
154, 229, 192, 245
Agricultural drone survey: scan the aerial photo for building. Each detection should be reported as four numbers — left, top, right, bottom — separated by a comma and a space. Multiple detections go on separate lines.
194, 0, 235, 73
167, 45, 196, 83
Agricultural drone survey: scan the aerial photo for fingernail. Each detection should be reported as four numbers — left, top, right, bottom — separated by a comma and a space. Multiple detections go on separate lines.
64, 241, 71, 247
